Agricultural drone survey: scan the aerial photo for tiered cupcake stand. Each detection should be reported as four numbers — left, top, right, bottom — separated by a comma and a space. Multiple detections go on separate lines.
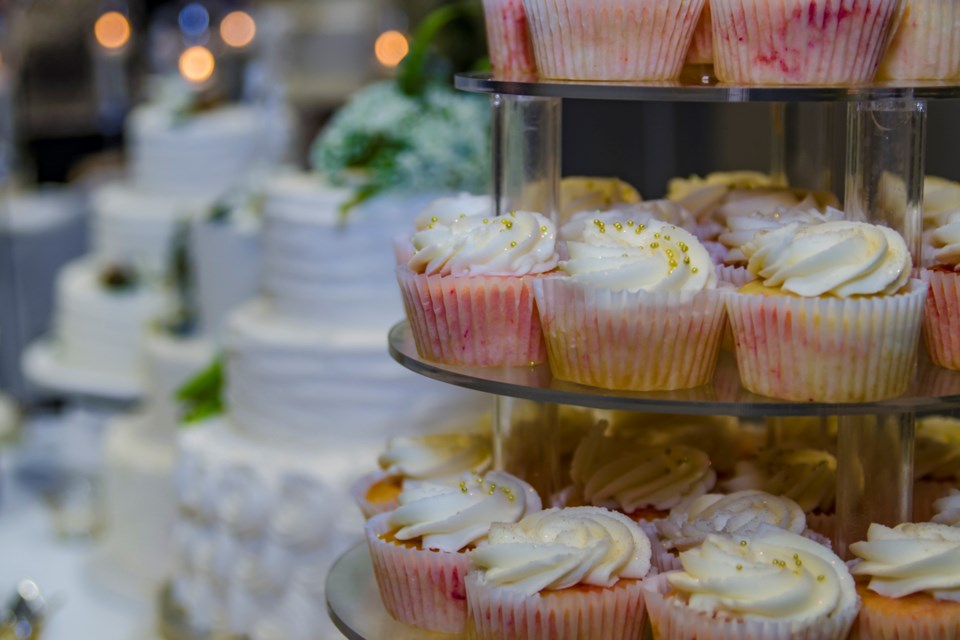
326, 74, 960, 639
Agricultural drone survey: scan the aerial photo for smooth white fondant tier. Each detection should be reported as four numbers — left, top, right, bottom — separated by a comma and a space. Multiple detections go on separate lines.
225, 300, 476, 443
127, 105, 264, 200
141, 330, 215, 444
90, 182, 210, 280
52, 259, 171, 376
259, 174, 419, 331
190, 215, 262, 339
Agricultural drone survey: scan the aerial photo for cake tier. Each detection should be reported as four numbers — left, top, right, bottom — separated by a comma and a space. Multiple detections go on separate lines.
141, 330, 215, 443
225, 300, 476, 443
53, 259, 170, 376
259, 173, 411, 332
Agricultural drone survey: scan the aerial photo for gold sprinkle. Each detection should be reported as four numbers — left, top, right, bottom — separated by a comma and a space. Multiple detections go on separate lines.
614, 222, 624, 231
510, 241, 518, 247
795, 558, 803, 567
483, 218, 489, 224
654, 233, 661, 239
638, 224, 645, 231
460, 213, 466, 218
508, 495, 515, 502
651, 242, 660, 249
502, 487, 512, 494
666, 249, 675, 259
627, 220, 635, 227
510, 211, 517, 217
691, 267, 699, 274
736, 564, 743, 571
683, 256, 691, 265
459, 481, 468, 493
664, 235, 671, 241
817, 575, 825, 582
502, 219, 514, 230
740, 540, 748, 547
594, 219, 606, 233
431, 216, 438, 222
476, 476, 484, 485
540, 226, 548, 234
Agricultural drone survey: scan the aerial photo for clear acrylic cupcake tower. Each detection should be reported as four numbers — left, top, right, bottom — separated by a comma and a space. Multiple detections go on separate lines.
327, 75, 960, 638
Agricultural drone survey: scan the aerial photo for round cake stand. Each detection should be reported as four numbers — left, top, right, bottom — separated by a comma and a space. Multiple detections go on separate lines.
22, 339, 144, 402
326, 542, 464, 640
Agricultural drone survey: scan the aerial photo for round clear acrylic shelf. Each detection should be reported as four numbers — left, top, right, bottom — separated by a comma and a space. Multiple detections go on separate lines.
389, 321, 960, 418
455, 71, 960, 103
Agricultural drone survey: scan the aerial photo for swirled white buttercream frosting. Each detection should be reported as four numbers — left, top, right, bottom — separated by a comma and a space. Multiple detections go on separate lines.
719, 206, 844, 264
388, 470, 542, 553
570, 426, 716, 513
408, 210, 558, 277
469, 506, 651, 596
560, 201, 695, 243
929, 211, 960, 270
851, 522, 960, 601
722, 448, 836, 514
378, 433, 492, 483
561, 219, 717, 294
933, 490, 960, 526
414, 193, 492, 230
914, 416, 960, 480
742, 221, 911, 297
668, 526, 857, 622
656, 490, 807, 552
925, 177, 960, 228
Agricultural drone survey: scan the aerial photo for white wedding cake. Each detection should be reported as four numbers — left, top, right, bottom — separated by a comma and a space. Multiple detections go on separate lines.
170, 174, 483, 638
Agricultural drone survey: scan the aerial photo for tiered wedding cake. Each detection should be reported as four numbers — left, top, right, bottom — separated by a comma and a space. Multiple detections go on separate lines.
170, 173, 482, 638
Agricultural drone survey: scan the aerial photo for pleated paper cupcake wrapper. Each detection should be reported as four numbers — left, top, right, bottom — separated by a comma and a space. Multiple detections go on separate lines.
716, 264, 755, 351
396, 267, 547, 367
856, 589, 960, 639
684, 1, 713, 65
350, 471, 397, 520
712, 0, 901, 84
921, 269, 960, 370
913, 479, 955, 522
644, 573, 858, 640
724, 281, 928, 402
365, 513, 469, 633
522, 0, 706, 80
879, 0, 960, 80
465, 572, 647, 640
483, 0, 538, 75
533, 278, 726, 391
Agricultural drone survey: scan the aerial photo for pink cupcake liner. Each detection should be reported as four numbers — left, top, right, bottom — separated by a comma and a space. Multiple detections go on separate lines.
685, 1, 714, 65
522, 0, 706, 80
724, 280, 928, 402
465, 572, 647, 640
913, 478, 956, 522
921, 269, 960, 370
533, 278, 726, 391
644, 573, 858, 640
396, 266, 547, 367
483, 0, 538, 76
857, 591, 960, 639
350, 471, 398, 520
716, 264, 755, 287
711, 0, 902, 84
365, 513, 470, 633
878, 0, 960, 80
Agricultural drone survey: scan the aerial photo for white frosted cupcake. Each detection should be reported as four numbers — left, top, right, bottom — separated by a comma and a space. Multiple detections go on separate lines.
535, 218, 726, 391
878, 0, 960, 80
466, 506, 652, 640
726, 221, 926, 402
366, 470, 541, 633
645, 527, 859, 639
913, 416, 960, 521
850, 523, 960, 638
522, 0, 706, 80
711, 0, 903, 84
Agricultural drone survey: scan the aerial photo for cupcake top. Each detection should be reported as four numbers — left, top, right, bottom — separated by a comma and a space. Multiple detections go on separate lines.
850, 522, 960, 601
559, 176, 641, 218
933, 489, 960, 526
667, 171, 777, 220
570, 426, 717, 514
469, 506, 652, 596
723, 448, 836, 513
407, 210, 558, 277
560, 201, 695, 243
387, 470, 542, 552
914, 416, 960, 481
924, 176, 960, 228
561, 219, 717, 294
742, 221, 911, 297
414, 193, 492, 230
378, 433, 493, 484
719, 205, 844, 265
655, 490, 807, 552
928, 211, 960, 271
668, 526, 857, 622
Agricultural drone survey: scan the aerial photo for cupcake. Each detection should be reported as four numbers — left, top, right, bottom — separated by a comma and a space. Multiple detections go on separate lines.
922, 212, 960, 370
722, 447, 837, 538
933, 489, 960, 525
850, 522, 960, 638
878, 0, 960, 80
711, 0, 903, 84
366, 470, 541, 633
483, 0, 537, 76
466, 506, 652, 640
726, 220, 926, 402
718, 205, 844, 266
913, 416, 960, 521
397, 209, 558, 367
394, 193, 494, 265
559, 176, 642, 220
645, 526, 859, 639
653, 490, 822, 572
522, 0, 706, 81
534, 218, 726, 391
567, 424, 717, 521
351, 430, 493, 519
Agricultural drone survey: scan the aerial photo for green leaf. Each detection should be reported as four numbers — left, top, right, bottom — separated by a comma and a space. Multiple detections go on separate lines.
177, 356, 225, 425
398, 1, 477, 96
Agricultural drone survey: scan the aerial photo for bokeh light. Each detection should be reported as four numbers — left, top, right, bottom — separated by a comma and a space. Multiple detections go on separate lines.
178, 45, 216, 83
220, 10, 256, 48
374, 30, 409, 68
94, 11, 132, 50
178, 3, 210, 37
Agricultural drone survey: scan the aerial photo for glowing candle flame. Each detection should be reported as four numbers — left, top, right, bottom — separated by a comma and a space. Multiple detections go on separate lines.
374, 30, 409, 68
220, 10, 256, 48
94, 11, 131, 50
179, 45, 215, 83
